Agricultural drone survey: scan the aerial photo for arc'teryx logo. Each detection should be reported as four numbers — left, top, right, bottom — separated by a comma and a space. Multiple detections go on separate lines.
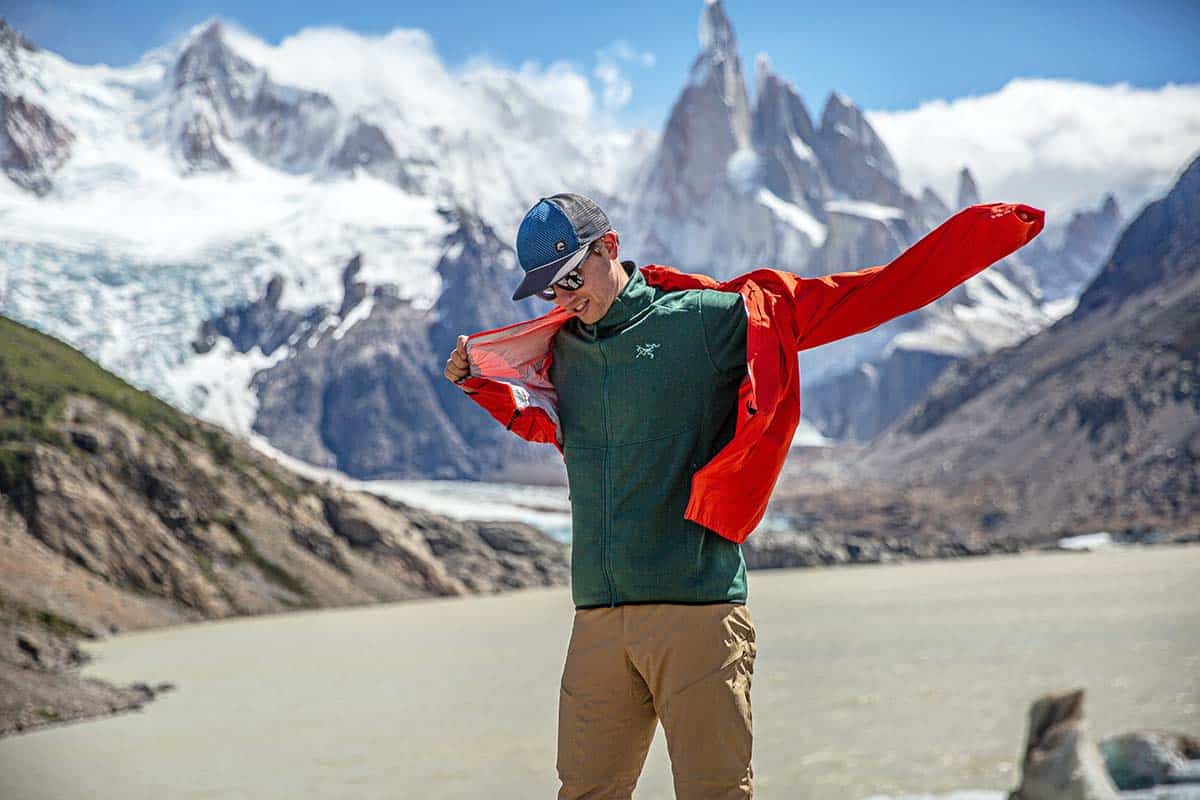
635, 343, 661, 359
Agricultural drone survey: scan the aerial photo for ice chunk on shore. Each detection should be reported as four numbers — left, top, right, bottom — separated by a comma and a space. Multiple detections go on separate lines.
1058, 532, 1117, 551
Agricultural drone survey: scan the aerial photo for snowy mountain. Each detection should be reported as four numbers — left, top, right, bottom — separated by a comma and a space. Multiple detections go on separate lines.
0, 17, 650, 439
166, 21, 345, 176
802, 181, 1127, 442
749, 55, 828, 225
208, 206, 559, 483
956, 166, 980, 208
0, 21, 74, 194
0, 3, 1166, 480
854, 153, 1200, 537
1021, 192, 1124, 303
622, 1, 1062, 399
627, 0, 799, 275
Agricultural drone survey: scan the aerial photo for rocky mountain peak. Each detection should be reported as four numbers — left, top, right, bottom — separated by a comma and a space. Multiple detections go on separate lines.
1062, 193, 1122, 251
430, 206, 534, 344
1074, 152, 1200, 317
1100, 192, 1119, 220
684, 0, 750, 137
753, 53, 771, 92
957, 165, 980, 207
1, 94, 75, 195
817, 92, 893, 173
815, 90, 904, 204
0, 18, 36, 55
1014, 189, 1128, 303
264, 274, 284, 309
324, 115, 415, 190
0, 18, 37, 87
698, 0, 736, 55
821, 90, 852, 115
817, 93, 860, 135
0, 19, 74, 195
918, 185, 951, 223
168, 20, 343, 176
191, 272, 327, 357
169, 19, 256, 173
627, 0, 759, 268
818, 91, 871, 138
338, 254, 368, 318
194, 18, 224, 45
752, 54, 817, 143
750, 54, 825, 211
173, 19, 256, 97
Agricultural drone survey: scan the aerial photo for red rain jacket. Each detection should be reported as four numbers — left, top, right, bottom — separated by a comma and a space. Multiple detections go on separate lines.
458, 202, 1045, 543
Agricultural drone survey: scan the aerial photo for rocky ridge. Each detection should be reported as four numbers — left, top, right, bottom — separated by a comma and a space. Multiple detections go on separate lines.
0, 20, 74, 195
749, 155, 1199, 568
216, 0, 1097, 477
803, 185, 1127, 443
197, 205, 561, 482
167, 20, 420, 188
618, 0, 1096, 459
0, 8, 1144, 483
832, 154, 1200, 542
1020, 193, 1124, 304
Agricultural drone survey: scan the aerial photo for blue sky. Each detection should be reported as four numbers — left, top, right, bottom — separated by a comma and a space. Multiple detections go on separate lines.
3, 0, 1198, 129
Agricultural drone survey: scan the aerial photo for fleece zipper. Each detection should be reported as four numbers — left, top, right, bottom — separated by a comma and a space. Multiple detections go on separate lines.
598, 338, 616, 607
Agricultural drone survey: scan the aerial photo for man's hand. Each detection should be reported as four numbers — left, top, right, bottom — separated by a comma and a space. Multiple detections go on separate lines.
444, 334, 471, 385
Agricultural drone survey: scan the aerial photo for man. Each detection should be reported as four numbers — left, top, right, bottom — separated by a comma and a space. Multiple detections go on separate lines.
443, 192, 1044, 799
445, 192, 755, 799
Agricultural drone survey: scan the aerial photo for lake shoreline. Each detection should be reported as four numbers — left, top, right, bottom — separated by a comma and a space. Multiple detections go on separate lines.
4, 539, 1197, 741
3, 543, 1197, 800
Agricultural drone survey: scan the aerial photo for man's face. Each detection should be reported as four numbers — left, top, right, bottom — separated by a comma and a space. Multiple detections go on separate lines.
546, 232, 624, 325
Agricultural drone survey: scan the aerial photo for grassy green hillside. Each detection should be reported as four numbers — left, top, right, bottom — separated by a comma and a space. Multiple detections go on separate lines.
0, 315, 239, 503
0, 315, 196, 442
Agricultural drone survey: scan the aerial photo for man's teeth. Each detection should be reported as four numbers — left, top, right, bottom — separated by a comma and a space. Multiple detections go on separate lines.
574, 301, 586, 312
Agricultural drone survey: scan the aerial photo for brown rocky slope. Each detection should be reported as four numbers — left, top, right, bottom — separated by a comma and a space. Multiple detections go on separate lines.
0, 315, 567, 736
852, 152, 1200, 539
749, 153, 1200, 567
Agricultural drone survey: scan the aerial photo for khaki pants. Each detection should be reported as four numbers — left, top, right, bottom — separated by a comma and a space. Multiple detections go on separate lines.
556, 602, 757, 799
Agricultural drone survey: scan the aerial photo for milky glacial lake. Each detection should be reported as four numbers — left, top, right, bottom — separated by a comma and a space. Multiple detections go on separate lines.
3, 545, 1197, 799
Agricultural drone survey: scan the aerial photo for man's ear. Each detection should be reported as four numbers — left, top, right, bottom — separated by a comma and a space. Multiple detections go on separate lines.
602, 230, 620, 260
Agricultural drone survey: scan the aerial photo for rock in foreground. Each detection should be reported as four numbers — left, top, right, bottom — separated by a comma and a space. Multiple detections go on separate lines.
1009, 688, 1200, 800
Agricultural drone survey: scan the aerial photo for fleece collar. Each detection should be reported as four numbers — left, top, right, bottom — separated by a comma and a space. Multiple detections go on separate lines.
576, 260, 655, 339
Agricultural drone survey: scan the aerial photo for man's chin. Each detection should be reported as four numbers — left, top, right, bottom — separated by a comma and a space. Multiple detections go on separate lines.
573, 298, 599, 322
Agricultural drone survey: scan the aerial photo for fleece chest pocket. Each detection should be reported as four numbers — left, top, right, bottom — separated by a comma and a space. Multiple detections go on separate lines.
603, 337, 713, 446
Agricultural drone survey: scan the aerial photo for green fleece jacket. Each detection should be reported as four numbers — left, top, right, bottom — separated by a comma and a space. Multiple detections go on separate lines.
550, 260, 749, 608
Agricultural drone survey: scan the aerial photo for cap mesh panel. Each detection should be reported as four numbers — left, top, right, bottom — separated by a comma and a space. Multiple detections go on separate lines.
515, 193, 611, 272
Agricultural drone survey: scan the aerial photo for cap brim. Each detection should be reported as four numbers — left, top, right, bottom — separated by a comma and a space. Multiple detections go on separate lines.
511, 244, 589, 301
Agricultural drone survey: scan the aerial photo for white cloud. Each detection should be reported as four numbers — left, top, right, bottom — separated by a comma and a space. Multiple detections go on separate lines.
607, 39, 656, 68
221, 22, 598, 130
593, 39, 656, 112
594, 62, 632, 110
507, 59, 596, 119
144, 19, 659, 248
866, 78, 1200, 225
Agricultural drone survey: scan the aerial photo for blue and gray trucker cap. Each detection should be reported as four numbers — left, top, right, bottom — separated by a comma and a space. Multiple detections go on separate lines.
512, 193, 611, 301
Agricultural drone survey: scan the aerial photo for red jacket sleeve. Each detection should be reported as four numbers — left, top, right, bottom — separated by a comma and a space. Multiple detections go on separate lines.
787, 203, 1045, 351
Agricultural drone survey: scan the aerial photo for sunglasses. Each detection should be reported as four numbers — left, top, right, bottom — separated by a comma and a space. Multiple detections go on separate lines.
537, 241, 605, 301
